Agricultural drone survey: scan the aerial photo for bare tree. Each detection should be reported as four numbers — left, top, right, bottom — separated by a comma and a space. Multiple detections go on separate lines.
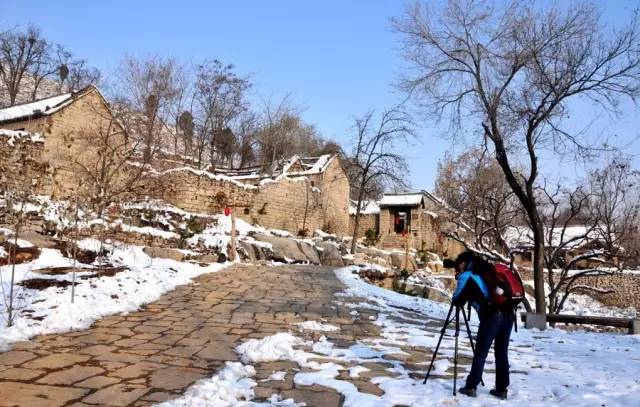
234, 110, 260, 169
0, 191, 29, 327
193, 60, 250, 170
115, 55, 182, 163
434, 148, 523, 263
0, 26, 47, 106
348, 109, 414, 253
394, 1, 640, 314
72, 106, 147, 216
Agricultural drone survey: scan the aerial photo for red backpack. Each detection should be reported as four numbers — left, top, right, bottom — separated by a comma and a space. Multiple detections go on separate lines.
475, 261, 525, 310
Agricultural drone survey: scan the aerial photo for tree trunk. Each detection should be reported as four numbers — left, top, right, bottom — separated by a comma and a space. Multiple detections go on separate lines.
492, 133, 547, 315
531, 216, 547, 314
350, 187, 366, 254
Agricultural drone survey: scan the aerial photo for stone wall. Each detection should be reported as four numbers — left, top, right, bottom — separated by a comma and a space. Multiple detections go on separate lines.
138, 168, 258, 214
349, 213, 379, 238
135, 159, 350, 236
0, 134, 53, 195
518, 269, 640, 310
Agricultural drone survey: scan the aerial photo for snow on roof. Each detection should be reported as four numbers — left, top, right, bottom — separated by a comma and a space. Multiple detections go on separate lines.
0, 92, 74, 123
0, 128, 44, 145
379, 193, 424, 207
504, 225, 604, 249
214, 154, 337, 183
152, 166, 258, 190
349, 200, 380, 215
289, 155, 334, 175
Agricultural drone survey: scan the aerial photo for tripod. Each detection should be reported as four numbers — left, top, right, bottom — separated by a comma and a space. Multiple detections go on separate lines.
422, 302, 483, 395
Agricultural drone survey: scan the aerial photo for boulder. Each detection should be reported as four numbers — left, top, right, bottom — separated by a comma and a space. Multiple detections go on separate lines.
57, 241, 101, 264
406, 284, 450, 303
426, 261, 444, 273
197, 254, 220, 263
298, 241, 321, 265
238, 240, 258, 262
390, 252, 418, 271
315, 242, 344, 267
0, 242, 41, 266
252, 234, 311, 263
143, 246, 185, 262
352, 252, 367, 265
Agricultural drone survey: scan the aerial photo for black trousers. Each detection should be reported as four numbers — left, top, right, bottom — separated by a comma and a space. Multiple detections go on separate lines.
465, 310, 514, 391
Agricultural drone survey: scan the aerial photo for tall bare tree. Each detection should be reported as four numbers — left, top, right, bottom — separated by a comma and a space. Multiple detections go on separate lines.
193, 60, 250, 170
115, 55, 182, 163
72, 106, 147, 215
0, 26, 47, 106
394, 0, 640, 314
348, 109, 414, 253
435, 148, 523, 262
539, 158, 640, 314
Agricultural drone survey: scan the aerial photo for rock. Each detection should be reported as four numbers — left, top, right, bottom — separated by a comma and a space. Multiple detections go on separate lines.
390, 252, 418, 271
371, 256, 391, 268
195, 254, 219, 263
143, 246, 185, 262
298, 241, 321, 264
427, 261, 444, 273
0, 242, 41, 266
238, 240, 258, 261
315, 242, 344, 267
57, 241, 101, 264
252, 234, 311, 263
405, 283, 450, 303
353, 252, 367, 265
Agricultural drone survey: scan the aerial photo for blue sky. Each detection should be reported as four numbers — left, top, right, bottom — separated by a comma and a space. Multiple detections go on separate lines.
2, 0, 639, 190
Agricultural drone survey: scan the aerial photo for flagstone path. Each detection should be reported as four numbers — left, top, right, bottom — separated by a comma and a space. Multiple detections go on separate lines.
0, 264, 464, 407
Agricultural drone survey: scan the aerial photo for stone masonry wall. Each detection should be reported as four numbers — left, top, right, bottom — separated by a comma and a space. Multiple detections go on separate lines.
518, 269, 640, 310
349, 213, 379, 238
242, 177, 321, 233
138, 168, 257, 214
0, 134, 53, 195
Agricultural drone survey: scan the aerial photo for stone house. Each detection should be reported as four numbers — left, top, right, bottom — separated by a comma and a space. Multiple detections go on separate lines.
349, 192, 465, 257
377, 193, 440, 251
0, 85, 126, 200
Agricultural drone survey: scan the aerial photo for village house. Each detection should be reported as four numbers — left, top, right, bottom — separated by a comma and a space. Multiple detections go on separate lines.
505, 225, 619, 269
0, 85, 126, 199
350, 191, 465, 258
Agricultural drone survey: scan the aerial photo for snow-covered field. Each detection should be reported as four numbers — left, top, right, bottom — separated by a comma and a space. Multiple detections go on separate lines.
0, 241, 229, 351
161, 266, 640, 407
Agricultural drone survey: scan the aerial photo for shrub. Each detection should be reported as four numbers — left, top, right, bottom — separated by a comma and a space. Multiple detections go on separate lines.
364, 228, 379, 246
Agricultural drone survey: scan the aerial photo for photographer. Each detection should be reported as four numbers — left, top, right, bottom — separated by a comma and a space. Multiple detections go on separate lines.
450, 251, 513, 400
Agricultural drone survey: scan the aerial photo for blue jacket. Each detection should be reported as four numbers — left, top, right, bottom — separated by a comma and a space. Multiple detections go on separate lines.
452, 262, 490, 312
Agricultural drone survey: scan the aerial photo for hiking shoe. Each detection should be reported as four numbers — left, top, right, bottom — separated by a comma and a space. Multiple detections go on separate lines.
490, 389, 508, 400
458, 387, 477, 397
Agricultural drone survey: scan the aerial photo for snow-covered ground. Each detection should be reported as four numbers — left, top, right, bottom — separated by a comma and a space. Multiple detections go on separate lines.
162, 266, 640, 407
0, 241, 229, 351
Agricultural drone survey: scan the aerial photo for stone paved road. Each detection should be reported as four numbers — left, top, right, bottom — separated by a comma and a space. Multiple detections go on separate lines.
0, 264, 456, 407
